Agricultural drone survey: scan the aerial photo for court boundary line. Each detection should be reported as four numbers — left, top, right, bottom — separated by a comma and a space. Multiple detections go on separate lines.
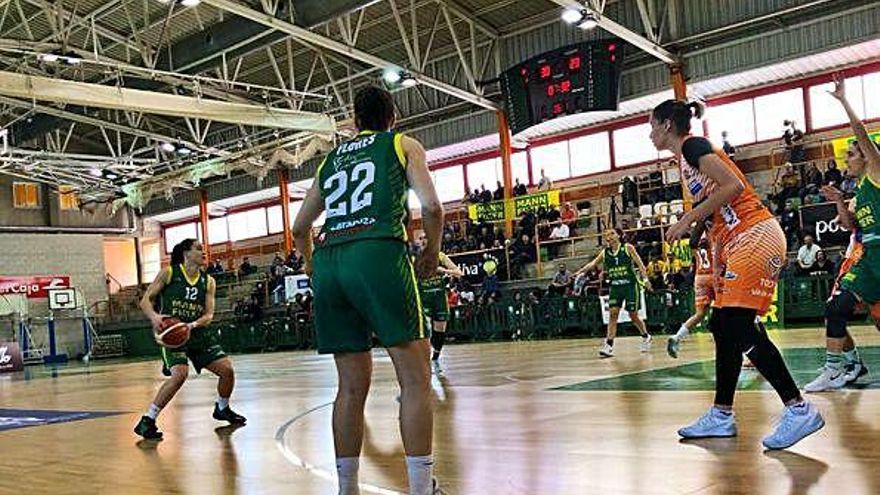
274, 401, 408, 495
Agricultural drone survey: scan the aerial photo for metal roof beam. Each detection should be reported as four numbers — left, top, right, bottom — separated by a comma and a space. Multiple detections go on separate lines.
547, 0, 677, 64
436, 0, 498, 39
202, 0, 498, 110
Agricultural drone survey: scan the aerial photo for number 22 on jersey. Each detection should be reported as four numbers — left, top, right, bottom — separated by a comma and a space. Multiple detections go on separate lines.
324, 161, 376, 218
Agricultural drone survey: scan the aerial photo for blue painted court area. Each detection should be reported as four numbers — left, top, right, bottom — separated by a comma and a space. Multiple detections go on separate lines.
0, 409, 122, 432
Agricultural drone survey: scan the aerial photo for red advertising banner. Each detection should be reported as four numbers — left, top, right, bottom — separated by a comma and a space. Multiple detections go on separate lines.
0, 276, 71, 299
0, 342, 24, 373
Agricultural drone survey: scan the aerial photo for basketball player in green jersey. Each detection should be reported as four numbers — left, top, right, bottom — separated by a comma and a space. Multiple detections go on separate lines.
293, 86, 443, 495
134, 239, 245, 440
419, 251, 464, 373
806, 74, 880, 392
574, 228, 652, 357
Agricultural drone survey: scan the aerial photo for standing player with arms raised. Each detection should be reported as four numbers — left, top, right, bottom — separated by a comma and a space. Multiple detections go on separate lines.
293, 86, 444, 495
134, 239, 245, 440
805, 75, 880, 392
574, 228, 653, 358
650, 99, 823, 450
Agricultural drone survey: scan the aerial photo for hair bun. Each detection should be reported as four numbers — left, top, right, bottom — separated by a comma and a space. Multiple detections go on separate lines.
687, 101, 705, 119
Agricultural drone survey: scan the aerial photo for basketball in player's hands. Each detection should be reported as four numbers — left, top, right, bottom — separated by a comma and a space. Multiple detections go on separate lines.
154, 317, 190, 349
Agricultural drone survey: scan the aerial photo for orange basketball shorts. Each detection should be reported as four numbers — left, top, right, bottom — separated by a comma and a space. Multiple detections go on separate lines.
712, 219, 786, 315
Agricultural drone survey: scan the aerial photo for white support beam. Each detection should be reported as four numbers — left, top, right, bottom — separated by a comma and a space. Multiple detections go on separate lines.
201, 0, 498, 110
548, 0, 677, 64
437, 0, 498, 39
0, 70, 337, 132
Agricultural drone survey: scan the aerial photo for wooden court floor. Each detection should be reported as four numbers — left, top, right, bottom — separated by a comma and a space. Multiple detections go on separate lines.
2, 325, 880, 495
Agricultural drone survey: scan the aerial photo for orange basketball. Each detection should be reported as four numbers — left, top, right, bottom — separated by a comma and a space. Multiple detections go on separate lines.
155, 317, 190, 349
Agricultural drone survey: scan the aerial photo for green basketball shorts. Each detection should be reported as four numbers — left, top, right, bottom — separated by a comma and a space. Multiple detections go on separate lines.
608, 283, 641, 312
840, 246, 880, 305
312, 239, 426, 354
161, 327, 226, 374
420, 288, 449, 322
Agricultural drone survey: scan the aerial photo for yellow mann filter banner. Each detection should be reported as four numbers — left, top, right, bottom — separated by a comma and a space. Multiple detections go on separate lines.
831, 131, 880, 169
468, 190, 561, 222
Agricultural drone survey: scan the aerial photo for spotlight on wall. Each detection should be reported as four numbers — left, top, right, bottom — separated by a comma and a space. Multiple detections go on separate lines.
39, 50, 83, 65
384, 68, 417, 88
159, 142, 176, 153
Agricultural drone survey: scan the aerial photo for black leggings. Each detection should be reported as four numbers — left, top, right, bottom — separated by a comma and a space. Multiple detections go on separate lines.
711, 307, 801, 407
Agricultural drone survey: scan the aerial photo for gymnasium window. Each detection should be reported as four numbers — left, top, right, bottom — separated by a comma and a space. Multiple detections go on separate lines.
754, 89, 805, 141
141, 240, 161, 282
569, 132, 611, 177
164, 222, 198, 253
864, 71, 880, 119
530, 141, 570, 182
12, 182, 40, 209
227, 208, 269, 242
58, 185, 79, 210
510, 152, 530, 185
706, 99, 756, 146
612, 123, 671, 167
267, 205, 284, 234
208, 216, 229, 244
466, 158, 501, 193
809, 76, 865, 129
432, 165, 465, 203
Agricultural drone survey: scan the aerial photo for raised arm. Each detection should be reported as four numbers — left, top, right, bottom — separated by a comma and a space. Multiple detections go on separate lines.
829, 74, 880, 178
438, 252, 464, 278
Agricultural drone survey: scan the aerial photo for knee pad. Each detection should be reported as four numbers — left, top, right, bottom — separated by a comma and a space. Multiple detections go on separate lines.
825, 290, 859, 339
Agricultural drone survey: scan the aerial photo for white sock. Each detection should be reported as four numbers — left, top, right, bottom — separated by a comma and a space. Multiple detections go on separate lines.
146, 403, 162, 420
674, 324, 690, 340
405, 454, 434, 495
336, 457, 360, 495
216, 397, 229, 410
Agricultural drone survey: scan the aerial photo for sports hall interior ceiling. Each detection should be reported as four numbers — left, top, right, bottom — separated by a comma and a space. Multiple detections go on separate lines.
0, 0, 877, 209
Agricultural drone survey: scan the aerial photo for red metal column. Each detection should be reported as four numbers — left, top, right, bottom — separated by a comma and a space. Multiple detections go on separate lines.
497, 110, 514, 238
278, 167, 293, 255
198, 189, 211, 262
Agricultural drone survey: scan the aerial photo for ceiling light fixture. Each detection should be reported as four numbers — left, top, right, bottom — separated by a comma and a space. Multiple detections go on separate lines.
561, 7, 599, 30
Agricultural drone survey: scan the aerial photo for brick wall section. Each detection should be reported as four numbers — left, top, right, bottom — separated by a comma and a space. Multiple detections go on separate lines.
0, 233, 107, 358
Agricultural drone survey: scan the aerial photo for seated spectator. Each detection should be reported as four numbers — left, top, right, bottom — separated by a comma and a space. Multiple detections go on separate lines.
547, 221, 570, 259
802, 163, 822, 193
514, 178, 528, 196
721, 131, 736, 158
207, 260, 224, 275
509, 233, 535, 279
823, 159, 843, 186
479, 184, 492, 203
809, 249, 833, 276
774, 163, 801, 211
841, 175, 857, 197
783, 120, 806, 163
239, 256, 256, 276
548, 263, 572, 296
780, 202, 800, 245
468, 189, 481, 203
796, 235, 821, 274
493, 180, 504, 200
560, 202, 578, 233
537, 169, 553, 191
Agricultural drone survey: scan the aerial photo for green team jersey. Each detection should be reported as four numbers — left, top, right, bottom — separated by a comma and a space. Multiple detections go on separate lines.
315, 131, 409, 248
855, 176, 880, 246
418, 252, 449, 293
159, 264, 210, 323
604, 245, 637, 286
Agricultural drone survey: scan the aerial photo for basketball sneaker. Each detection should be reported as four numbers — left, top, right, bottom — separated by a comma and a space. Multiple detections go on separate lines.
844, 360, 868, 384
134, 416, 163, 440
213, 405, 247, 425
640, 334, 653, 353
678, 407, 737, 439
599, 342, 614, 358
804, 368, 847, 393
431, 360, 443, 376
762, 401, 824, 450
667, 336, 680, 359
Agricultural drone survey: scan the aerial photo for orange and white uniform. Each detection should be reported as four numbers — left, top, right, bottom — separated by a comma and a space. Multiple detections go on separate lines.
680, 136, 783, 315
693, 238, 715, 310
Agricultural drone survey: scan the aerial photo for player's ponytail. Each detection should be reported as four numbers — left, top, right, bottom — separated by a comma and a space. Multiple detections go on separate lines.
171, 238, 196, 265
652, 100, 703, 136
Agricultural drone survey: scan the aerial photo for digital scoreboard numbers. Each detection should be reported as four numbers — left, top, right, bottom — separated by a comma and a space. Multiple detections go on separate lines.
500, 40, 623, 135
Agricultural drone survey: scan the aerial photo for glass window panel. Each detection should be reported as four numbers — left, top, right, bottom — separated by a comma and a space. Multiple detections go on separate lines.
164, 223, 197, 253
755, 89, 805, 142
208, 217, 229, 244
289, 201, 324, 228
466, 158, 501, 195
862, 72, 880, 119
809, 77, 864, 129
613, 123, 669, 166
227, 208, 268, 242
510, 152, 529, 185
432, 165, 465, 203
267, 205, 283, 234
706, 99, 756, 146
569, 132, 611, 176
530, 141, 570, 181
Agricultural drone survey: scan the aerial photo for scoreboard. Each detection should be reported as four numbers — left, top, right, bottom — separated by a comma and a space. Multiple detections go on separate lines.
500, 40, 623, 135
